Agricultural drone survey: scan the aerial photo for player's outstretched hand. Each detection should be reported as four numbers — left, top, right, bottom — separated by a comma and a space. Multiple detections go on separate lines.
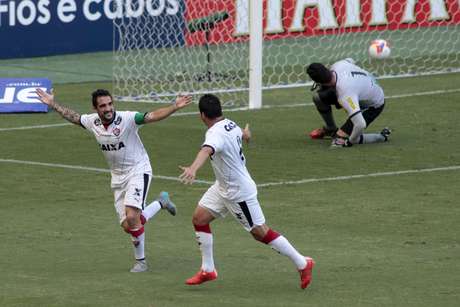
36, 88, 55, 106
179, 165, 196, 184
242, 123, 251, 143
174, 95, 193, 109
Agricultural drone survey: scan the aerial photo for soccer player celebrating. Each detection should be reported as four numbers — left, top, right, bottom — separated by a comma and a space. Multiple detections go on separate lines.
179, 94, 314, 289
36, 88, 192, 272
306, 58, 391, 147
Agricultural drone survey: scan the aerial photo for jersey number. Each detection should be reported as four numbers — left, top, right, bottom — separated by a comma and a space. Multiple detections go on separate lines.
237, 136, 245, 161
351, 70, 377, 86
351, 71, 367, 77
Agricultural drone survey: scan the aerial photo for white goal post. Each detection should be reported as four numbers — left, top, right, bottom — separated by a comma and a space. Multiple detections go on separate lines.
249, 0, 263, 109
113, 0, 460, 108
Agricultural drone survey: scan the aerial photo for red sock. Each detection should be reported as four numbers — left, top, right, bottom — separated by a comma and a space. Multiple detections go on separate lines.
129, 226, 145, 238
261, 228, 280, 244
194, 224, 211, 233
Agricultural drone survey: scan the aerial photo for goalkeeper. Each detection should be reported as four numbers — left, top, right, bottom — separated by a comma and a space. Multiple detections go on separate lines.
306, 58, 391, 147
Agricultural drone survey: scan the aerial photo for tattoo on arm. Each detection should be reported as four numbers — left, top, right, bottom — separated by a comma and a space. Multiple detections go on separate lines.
53, 103, 81, 125
143, 112, 154, 123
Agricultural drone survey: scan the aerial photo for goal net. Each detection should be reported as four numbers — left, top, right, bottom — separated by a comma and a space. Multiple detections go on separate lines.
113, 0, 460, 108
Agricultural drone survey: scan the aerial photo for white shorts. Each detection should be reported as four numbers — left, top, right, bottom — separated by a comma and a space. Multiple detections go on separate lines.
113, 173, 151, 224
199, 183, 265, 231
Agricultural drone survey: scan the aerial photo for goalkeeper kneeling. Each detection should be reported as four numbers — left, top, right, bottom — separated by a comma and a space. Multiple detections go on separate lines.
306, 58, 391, 148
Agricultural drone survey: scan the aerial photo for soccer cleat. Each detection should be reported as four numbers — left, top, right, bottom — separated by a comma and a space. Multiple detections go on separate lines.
309, 127, 326, 139
309, 127, 337, 139
380, 127, 391, 141
299, 257, 315, 289
157, 191, 177, 216
130, 260, 148, 273
185, 269, 218, 285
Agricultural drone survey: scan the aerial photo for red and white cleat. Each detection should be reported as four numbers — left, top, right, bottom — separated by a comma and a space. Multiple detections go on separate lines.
299, 257, 315, 289
309, 128, 326, 139
185, 270, 218, 285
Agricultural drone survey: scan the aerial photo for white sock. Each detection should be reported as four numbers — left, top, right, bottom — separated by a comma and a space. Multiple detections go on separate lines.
195, 231, 215, 272
132, 232, 145, 260
361, 133, 386, 144
142, 201, 162, 221
269, 236, 307, 270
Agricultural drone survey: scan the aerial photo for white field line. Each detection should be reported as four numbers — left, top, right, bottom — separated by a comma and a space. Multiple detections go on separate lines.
0, 123, 71, 131
1, 88, 459, 132
385, 88, 460, 99
257, 165, 460, 187
0, 159, 213, 185
1, 158, 459, 188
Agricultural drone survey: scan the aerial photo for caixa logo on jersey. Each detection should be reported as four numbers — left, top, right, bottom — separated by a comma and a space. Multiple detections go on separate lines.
0, 78, 51, 113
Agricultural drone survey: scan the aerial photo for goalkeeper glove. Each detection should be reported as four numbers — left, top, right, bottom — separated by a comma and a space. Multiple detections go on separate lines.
331, 137, 353, 148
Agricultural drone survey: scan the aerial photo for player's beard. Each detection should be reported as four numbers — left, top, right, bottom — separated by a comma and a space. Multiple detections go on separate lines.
103, 111, 114, 122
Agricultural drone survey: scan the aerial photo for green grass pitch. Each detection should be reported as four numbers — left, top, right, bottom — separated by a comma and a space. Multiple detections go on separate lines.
0, 72, 459, 306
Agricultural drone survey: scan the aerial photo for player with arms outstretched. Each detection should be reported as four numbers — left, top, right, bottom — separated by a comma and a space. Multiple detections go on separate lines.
179, 94, 314, 289
36, 88, 192, 272
306, 59, 391, 147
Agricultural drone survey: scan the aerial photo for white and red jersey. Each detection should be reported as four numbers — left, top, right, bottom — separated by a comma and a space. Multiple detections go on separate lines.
331, 59, 385, 117
80, 111, 152, 187
202, 118, 257, 202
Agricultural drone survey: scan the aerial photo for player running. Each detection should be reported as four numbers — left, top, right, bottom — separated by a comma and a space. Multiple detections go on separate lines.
179, 94, 314, 289
306, 58, 391, 147
36, 88, 192, 272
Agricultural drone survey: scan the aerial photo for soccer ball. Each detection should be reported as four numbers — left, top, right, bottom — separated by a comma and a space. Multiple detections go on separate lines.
368, 39, 391, 59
